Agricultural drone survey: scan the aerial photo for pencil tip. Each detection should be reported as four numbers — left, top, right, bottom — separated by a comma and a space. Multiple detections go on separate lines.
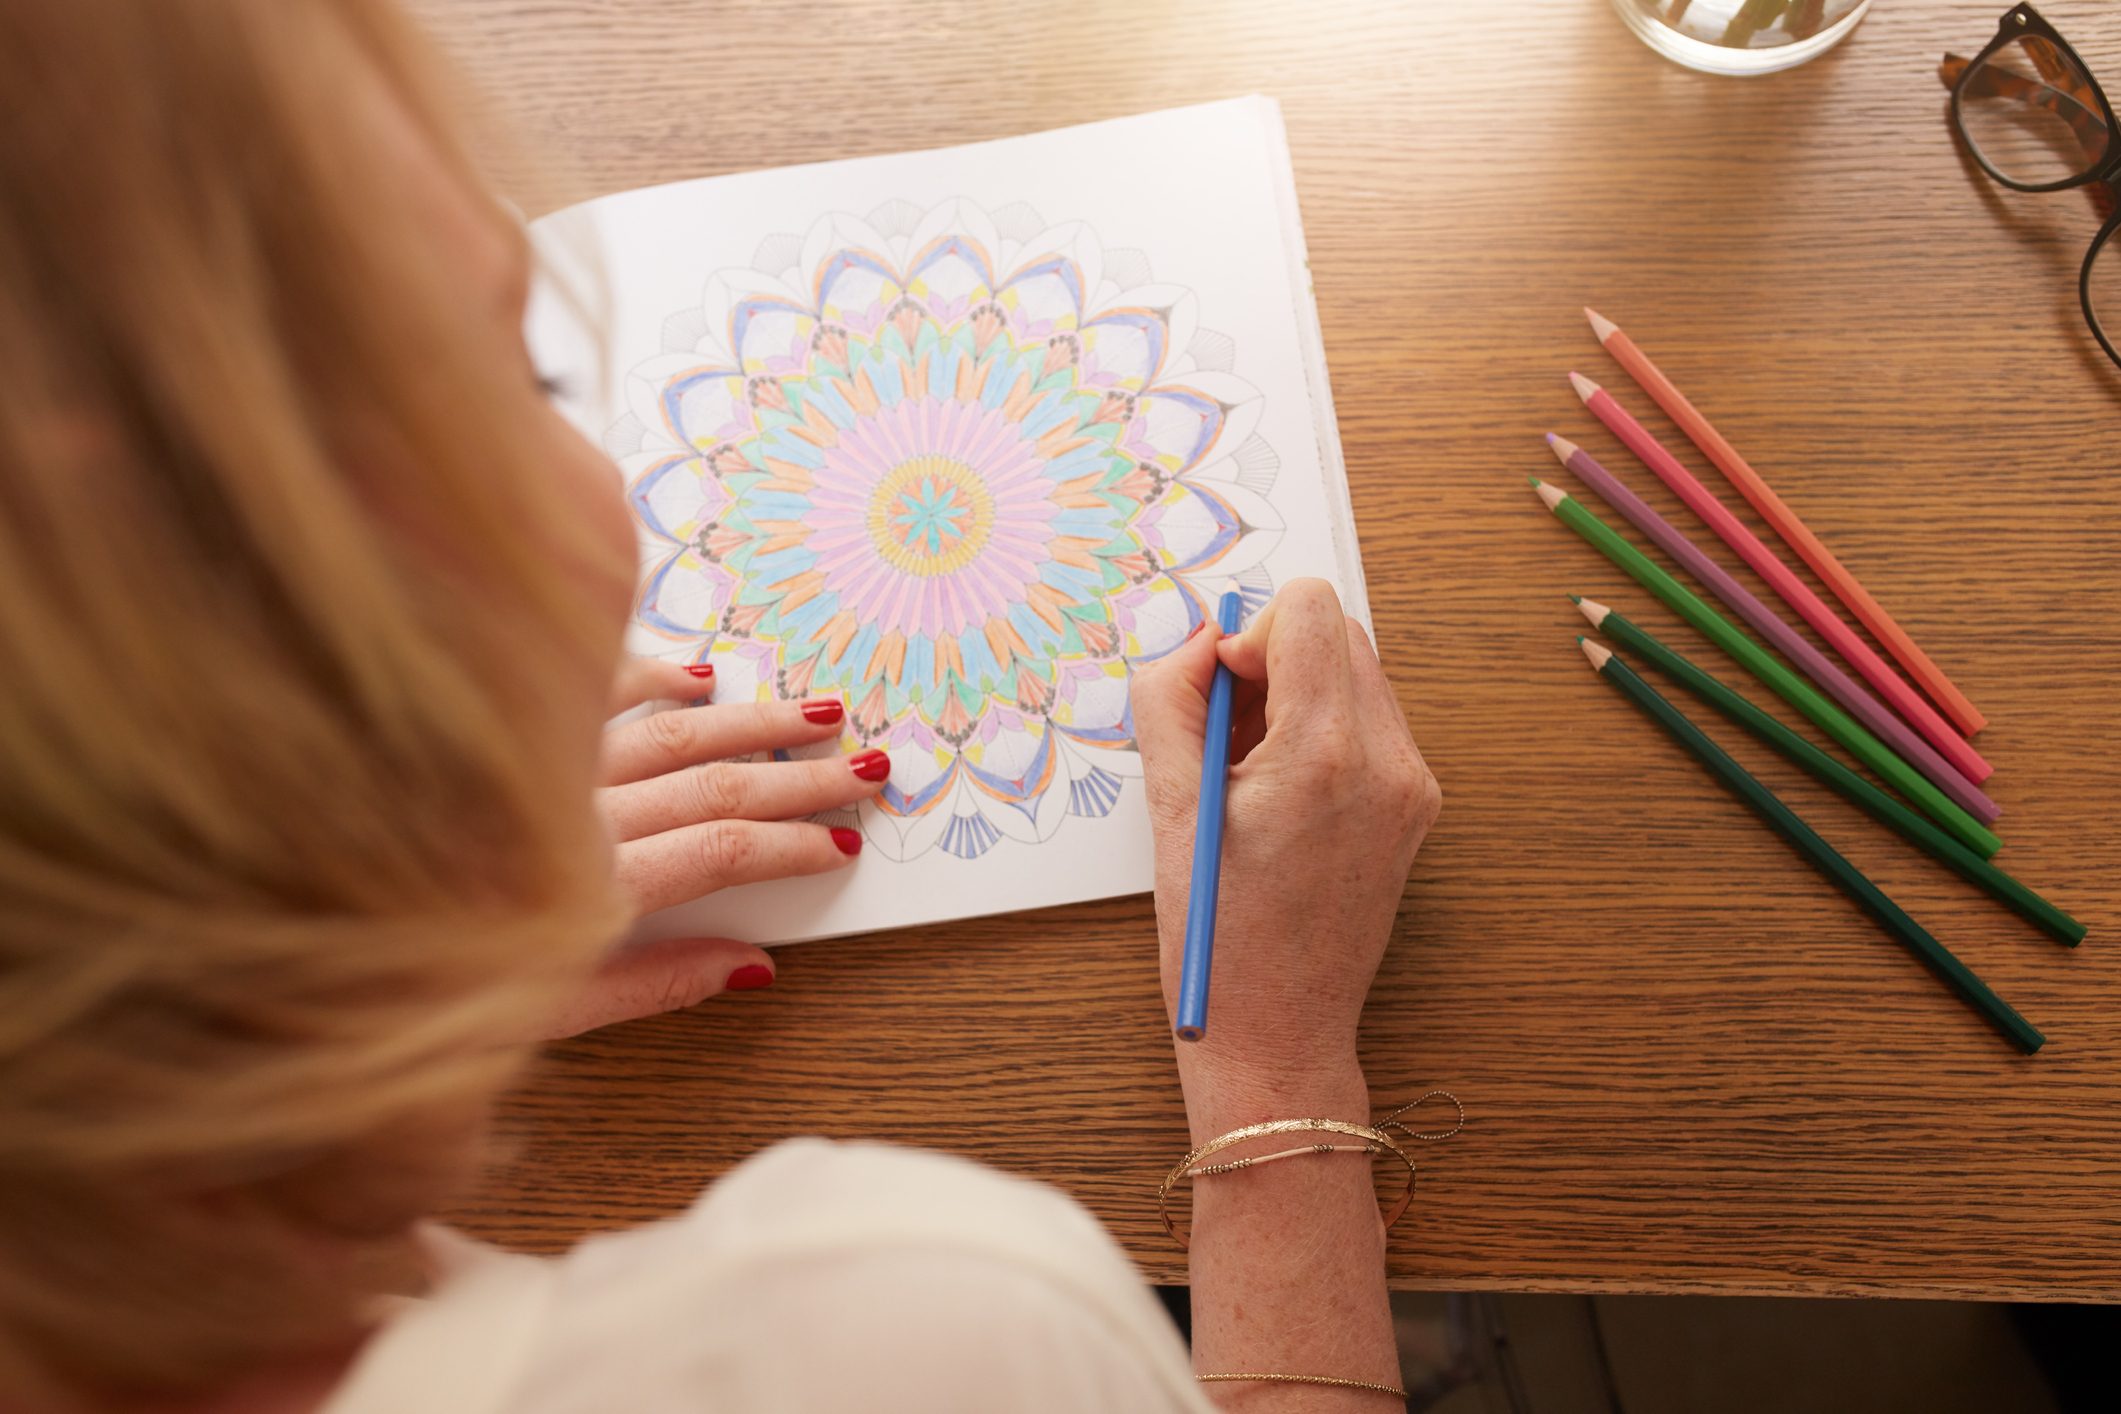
1527, 475, 1542, 487
1535, 480, 1566, 510
1568, 593, 1582, 604
1584, 307, 1619, 343
1547, 433, 1580, 466
1577, 597, 1610, 628
1568, 370, 1601, 403
1579, 637, 1613, 670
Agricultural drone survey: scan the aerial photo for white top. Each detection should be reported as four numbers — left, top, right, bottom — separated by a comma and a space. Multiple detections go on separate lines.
321, 1139, 1215, 1414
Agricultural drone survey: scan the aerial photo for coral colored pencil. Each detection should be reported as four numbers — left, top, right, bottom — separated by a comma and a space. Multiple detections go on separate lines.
1584, 308, 1988, 737
1569, 371, 1994, 789
1546, 433, 1998, 825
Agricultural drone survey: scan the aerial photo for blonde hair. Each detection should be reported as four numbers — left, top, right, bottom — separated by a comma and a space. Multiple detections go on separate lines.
0, 0, 629, 1399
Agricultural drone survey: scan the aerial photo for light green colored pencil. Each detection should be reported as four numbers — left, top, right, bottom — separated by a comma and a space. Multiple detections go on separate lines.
1531, 478, 2001, 858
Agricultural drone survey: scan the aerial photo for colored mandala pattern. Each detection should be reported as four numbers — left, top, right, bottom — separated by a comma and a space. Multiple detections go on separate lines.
614, 198, 1284, 860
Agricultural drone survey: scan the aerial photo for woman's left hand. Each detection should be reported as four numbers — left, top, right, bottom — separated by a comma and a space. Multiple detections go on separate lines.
546, 658, 887, 1037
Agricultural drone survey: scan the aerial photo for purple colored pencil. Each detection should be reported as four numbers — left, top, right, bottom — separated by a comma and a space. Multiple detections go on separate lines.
1545, 434, 2000, 825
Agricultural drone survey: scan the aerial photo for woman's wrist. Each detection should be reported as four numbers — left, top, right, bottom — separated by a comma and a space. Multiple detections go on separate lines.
1176, 1052, 1370, 1144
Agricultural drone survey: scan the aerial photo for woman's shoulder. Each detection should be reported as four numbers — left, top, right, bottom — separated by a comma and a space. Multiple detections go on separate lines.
329, 1140, 1208, 1414
521, 1139, 1206, 1411
573, 1136, 1124, 1281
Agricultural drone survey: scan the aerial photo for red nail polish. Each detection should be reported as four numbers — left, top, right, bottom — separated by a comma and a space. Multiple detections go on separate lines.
726, 964, 774, 991
684, 663, 715, 679
830, 826, 862, 856
801, 699, 845, 725
849, 749, 891, 782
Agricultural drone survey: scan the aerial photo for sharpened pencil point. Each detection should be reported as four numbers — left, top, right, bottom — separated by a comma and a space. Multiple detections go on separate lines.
1547, 433, 1581, 465
1568, 370, 1601, 403
1534, 480, 1566, 510
1580, 637, 1613, 670
1584, 308, 1619, 343
1577, 597, 1610, 628
1568, 593, 1582, 604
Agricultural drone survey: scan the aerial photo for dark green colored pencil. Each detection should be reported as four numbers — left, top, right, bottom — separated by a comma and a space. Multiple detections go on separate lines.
1580, 638, 2044, 1054
1577, 598, 2084, 949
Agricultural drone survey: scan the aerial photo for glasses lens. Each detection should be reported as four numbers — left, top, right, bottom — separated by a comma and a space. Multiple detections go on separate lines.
2086, 227, 2121, 364
1960, 35, 2111, 185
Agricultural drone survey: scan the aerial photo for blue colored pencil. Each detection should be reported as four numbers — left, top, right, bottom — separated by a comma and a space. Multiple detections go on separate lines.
1175, 590, 1244, 1042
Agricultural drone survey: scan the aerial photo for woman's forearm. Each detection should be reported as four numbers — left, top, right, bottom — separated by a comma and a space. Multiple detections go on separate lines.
1128, 587, 1438, 1410
1181, 1063, 1401, 1411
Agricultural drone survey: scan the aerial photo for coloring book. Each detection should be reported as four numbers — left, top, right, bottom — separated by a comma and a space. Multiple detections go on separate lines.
530, 97, 1365, 943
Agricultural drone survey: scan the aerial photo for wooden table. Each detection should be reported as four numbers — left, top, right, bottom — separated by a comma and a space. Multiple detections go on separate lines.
428, 0, 2121, 1300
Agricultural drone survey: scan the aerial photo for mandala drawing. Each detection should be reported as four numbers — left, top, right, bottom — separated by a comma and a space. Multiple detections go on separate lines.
609, 197, 1284, 860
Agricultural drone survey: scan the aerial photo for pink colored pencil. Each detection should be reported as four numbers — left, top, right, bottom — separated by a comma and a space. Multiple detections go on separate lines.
1569, 373, 1995, 791
1585, 309, 1986, 736
1546, 433, 1998, 825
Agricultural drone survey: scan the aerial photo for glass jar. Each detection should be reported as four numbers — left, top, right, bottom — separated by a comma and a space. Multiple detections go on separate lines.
1613, 0, 1872, 76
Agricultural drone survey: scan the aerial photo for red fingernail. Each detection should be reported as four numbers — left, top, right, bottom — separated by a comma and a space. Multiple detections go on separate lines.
801, 699, 845, 725
1185, 620, 1205, 641
727, 964, 774, 991
684, 663, 715, 679
849, 749, 891, 782
830, 826, 862, 856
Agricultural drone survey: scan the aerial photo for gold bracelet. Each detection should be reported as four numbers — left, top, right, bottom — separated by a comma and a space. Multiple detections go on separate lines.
1198, 1372, 1410, 1399
1186, 1141, 1380, 1178
1157, 1091, 1465, 1250
1157, 1119, 1414, 1250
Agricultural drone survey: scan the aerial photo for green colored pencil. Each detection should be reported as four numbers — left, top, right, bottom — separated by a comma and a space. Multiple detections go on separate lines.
1579, 639, 2043, 1054
1577, 598, 2083, 947
1530, 478, 2002, 859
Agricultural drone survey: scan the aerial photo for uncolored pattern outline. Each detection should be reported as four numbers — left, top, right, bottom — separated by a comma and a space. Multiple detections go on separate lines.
609, 198, 1283, 861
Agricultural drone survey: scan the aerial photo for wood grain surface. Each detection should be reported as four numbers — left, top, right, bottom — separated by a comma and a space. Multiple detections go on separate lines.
422, 0, 2121, 1299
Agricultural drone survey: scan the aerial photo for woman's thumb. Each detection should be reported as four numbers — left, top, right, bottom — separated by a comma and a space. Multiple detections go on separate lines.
1128, 618, 1222, 802
546, 935, 774, 1038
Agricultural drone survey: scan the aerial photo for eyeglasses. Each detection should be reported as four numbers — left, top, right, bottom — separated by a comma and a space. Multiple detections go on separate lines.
1942, 4, 2121, 368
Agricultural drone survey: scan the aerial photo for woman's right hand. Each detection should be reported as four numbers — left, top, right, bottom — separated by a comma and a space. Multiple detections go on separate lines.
1128, 579, 1440, 1132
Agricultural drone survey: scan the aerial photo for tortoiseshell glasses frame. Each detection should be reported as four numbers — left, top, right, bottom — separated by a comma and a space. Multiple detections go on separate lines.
1942, 4, 2121, 368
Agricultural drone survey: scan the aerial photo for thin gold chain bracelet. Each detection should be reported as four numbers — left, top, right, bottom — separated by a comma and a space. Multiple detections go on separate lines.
1186, 1141, 1381, 1178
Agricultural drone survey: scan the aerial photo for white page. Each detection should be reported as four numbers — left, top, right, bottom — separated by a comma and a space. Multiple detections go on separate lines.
529, 96, 1365, 945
